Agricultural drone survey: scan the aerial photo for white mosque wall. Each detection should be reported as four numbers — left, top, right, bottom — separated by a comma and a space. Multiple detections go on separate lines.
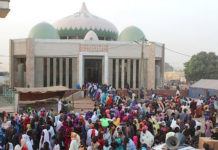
108, 43, 149, 59
154, 43, 163, 58
34, 40, 79, 57
13, 39, 26, 55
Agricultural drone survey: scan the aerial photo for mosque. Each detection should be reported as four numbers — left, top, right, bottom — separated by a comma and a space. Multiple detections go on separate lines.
9, 3, 165, 90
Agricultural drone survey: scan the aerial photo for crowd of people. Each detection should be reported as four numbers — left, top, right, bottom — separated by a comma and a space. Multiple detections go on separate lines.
0, 83, 217, 150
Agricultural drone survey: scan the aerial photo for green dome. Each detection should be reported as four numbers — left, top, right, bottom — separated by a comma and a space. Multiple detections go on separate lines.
118, 26, 147, 42
29, 22, 60, 39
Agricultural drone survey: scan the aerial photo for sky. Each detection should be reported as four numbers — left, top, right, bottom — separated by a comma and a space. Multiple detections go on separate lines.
0, 0, 218, 71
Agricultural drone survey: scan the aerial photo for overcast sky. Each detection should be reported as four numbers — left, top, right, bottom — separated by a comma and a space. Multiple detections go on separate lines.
0, 0, 218, 71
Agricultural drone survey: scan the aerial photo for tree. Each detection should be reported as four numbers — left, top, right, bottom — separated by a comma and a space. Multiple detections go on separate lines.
165, 62, 174, 72
184, 51, 218, 81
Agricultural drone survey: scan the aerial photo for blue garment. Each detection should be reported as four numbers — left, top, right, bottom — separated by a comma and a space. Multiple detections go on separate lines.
126, 139, 137, 150
0, 120, 5, 143
101, 93, 107, 106
142, 147, 147, 150
115, 138, 124, 150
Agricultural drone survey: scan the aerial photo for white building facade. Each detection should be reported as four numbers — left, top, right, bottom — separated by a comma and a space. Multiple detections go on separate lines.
9, 3, 165, 90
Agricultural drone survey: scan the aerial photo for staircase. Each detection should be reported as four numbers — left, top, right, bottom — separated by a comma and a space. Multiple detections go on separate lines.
73, 97, 95, 114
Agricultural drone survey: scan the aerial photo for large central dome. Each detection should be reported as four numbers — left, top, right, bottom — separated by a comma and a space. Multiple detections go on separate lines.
53, 3, 118, 40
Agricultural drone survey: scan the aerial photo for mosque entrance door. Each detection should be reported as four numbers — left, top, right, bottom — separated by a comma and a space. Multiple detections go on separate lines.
84, 59, 102, 84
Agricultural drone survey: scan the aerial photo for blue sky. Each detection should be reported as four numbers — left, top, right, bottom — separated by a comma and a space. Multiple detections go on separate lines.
0, 0, 218, 71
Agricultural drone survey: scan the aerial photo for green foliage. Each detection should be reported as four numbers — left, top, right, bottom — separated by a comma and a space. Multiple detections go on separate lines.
165, 62, 174, 72
184, 51, 218, 81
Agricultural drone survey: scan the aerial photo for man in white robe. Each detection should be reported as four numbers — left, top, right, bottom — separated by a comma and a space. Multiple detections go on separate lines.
86, 126, 98, 146
140, 126, 154, 148
39, 129, 52, 150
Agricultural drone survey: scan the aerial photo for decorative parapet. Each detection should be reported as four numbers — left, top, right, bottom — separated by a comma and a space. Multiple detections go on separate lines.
79, 44, 108, 53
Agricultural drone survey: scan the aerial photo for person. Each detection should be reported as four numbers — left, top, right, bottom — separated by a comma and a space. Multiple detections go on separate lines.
86, 124, 98, 146
124, 137, 137, 150
190, 99, 196, 118
53, 137, 60, 150
69, 132, 80, 150
180, 109, 188, 131
39, 129, 51, 150
0, 83, 215, 149
103, 140, 111, 150
58, 99, 62, 113
196, 98, 203, 118
91, 136, 100, 150
203, 143, 210, 150
211, 126, 218, 140
140, 126, 154, 148
21, 133, 33, 150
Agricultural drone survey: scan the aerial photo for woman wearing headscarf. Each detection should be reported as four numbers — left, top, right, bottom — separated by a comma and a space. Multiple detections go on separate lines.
140, 125, 154, 148
22, 133, 33, 150
20, 138, 28, 150
14, 144, 21, 150
69, 132, 80, 150
60, 120, 71, 150
115, 137, 124, 150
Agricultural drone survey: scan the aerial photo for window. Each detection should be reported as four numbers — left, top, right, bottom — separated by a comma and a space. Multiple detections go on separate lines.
136, 59, 139, 88
56, 58, 59, 85
69, 58, 72, 88
130, 60, 133, 88
43, 58, 47, 87
63, 58, 66, 86
50, 58, 53, 86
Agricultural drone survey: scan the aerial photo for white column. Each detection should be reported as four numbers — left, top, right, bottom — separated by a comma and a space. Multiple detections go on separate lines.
53, 58, 56, 86
66, 58, 69, 87
72, 58, 77, 89
59, 58, 63, 85
47, 58, 50, 87
35, 58, 44, 87
104, 54, 108, 84
79, 54, 83, 86
108, 59, 113, 85
115, 59, 119, 89
133, 59, 136, 89
127, 59, 131, 87
121, 59, 125, 89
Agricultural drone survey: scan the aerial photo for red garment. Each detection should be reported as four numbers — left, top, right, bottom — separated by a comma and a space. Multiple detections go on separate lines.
22, 146, 28, 150
98, 138, 104, 149
107, 97, 113, 106
23, 116, 30, 129
62, 121, 72, 150
79, 116, 86, 126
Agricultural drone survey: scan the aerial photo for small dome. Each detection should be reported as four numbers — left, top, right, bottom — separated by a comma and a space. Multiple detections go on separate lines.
53, 3, 118, 40
84, 30, 99, 41
29, 22, 60, 39
118, 26, 147, 42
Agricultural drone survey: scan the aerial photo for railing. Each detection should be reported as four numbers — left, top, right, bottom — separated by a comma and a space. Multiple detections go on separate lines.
0, 84, 15, 105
